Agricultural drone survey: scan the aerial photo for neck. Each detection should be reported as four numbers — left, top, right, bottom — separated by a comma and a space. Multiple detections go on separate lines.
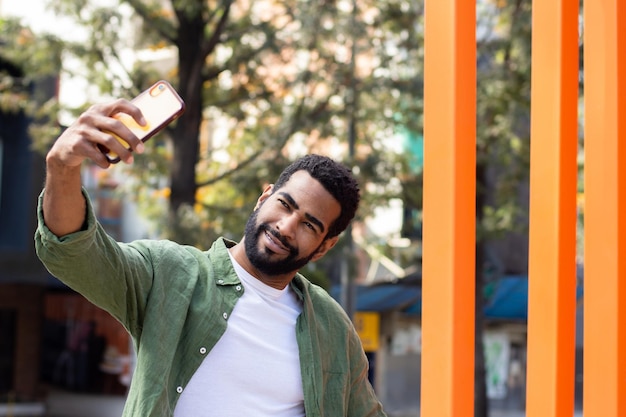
229, 240, 295, 290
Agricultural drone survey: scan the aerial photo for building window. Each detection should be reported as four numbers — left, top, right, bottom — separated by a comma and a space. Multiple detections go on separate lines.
0, 138, 3, 218
0, 114, 32, 252
0, 309, 16, 396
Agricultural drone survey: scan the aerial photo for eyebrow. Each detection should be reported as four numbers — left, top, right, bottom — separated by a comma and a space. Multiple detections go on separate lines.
278, 191, 326, 233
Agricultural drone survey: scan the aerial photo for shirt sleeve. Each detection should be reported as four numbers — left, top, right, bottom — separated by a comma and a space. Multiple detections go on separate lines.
34, 188, 156, 334
35, 188, 98, 247
345, 323, 388, 417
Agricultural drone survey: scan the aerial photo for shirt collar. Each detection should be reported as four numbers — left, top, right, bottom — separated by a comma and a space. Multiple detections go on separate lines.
208, 237, 240, 285
209, 237, 308, 302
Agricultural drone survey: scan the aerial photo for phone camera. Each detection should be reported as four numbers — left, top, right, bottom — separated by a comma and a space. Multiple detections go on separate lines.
150, 83, 166, 97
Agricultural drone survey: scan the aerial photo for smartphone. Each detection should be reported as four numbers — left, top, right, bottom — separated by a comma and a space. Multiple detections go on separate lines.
99, 80, 185, 163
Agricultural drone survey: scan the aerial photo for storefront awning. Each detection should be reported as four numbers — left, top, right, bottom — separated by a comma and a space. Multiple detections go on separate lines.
334, 275, 584, 321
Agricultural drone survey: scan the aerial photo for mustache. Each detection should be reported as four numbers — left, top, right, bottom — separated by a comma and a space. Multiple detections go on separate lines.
259, 223, 298, 256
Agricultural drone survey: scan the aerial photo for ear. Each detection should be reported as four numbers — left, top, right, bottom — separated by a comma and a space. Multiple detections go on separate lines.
254, 184, 274, 210
310, 235, 339, 262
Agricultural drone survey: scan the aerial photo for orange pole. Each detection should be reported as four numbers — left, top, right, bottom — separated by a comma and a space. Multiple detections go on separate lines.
584, 1, 626, 416
526, 1, 579, 417
421, 0, 475, 416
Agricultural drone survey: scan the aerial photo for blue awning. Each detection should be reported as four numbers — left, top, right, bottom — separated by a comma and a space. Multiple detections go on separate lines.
331, 284, 421, 312
483, 275, 584, 320
483, 276, 529, 320
333, 275, 583, 321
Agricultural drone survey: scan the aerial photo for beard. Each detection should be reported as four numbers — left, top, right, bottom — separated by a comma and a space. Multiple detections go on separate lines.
243, 208, 319, 276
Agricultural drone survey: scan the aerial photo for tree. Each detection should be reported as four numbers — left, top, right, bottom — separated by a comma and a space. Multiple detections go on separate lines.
0, 18, 63, 143
367, 1, 537, 416
43, 0, 409, 248
474, 1, 533, 416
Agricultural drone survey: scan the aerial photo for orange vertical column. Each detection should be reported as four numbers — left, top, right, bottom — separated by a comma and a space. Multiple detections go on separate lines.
584, 1, 626, 416
526, 1, 579, 417
421, 1, 475, 417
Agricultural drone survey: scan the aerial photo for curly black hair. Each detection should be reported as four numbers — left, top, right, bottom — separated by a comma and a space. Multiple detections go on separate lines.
273, 154, 360, 239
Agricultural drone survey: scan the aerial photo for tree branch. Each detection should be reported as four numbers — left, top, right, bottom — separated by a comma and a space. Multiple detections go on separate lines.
195, 149, 264, 188
124, 0, 177, 44
199, 0, 234, 59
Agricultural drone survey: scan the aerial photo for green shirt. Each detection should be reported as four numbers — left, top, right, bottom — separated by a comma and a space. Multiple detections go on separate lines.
35, 191, 386, 417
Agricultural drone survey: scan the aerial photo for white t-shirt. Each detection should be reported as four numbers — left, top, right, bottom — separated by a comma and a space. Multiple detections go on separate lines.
173, 254, 305, 417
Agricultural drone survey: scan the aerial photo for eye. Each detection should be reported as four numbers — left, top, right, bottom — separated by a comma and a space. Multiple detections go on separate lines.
304, 221, 316, 231
278, 198, 290, 210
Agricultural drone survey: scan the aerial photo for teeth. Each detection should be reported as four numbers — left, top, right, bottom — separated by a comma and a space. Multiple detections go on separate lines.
266, 231, 288, 253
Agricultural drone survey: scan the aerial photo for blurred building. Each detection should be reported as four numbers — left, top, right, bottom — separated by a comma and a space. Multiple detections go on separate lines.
0, 73, 144, 406
0, 67, 50, 405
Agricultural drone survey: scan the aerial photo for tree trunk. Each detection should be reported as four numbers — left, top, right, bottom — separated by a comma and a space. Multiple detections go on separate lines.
170, 14, 206, 215
475, 241, 489, 417
475, 163, 489, 417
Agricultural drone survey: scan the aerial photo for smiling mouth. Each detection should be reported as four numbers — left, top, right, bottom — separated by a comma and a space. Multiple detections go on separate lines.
264, 230, 291, 255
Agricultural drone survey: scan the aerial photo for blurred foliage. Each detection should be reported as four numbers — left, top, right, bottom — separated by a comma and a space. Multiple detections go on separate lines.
475, 0, 533, 240
5, 0, 556, 277
0, 18, 63, 148
38, 0, 425, 254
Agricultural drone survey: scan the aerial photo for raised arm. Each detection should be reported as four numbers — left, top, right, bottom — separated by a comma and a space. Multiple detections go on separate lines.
43, 99, 146, 236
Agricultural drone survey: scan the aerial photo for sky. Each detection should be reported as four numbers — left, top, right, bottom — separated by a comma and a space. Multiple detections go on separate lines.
1, 0, 113, 118
1, 0, 82, 38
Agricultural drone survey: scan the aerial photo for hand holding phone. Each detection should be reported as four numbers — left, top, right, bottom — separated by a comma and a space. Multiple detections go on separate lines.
99, 80, 185, 163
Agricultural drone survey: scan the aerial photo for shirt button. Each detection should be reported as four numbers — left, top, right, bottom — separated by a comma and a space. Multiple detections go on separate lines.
222, 312, 228, 320
200, 347, 207, 355
176, 386, 183, 394
217, 279, 224, 284
235, 285, 242, 291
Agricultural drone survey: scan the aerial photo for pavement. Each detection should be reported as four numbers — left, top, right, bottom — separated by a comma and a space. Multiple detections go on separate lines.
388, 411, 582, 417
33, 391, 583, 417
490, 412, 583, 417
45, 391, 125, 417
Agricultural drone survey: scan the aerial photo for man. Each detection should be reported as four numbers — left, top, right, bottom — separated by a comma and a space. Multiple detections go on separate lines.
35, 99, 387, 417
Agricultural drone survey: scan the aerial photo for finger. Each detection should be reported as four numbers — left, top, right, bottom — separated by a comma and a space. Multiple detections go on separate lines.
105, 98, 147, 127
95, 129, 136, 164
93, 98, 146, 126
68, 109, 131, 163
111, 114, 146, 155
81, 110, 138, 162
57, 99, 148, 164
96, 101, 146, 155
55, 130, 113, 169
104, 98, 149, 140
84, 142, 114, 169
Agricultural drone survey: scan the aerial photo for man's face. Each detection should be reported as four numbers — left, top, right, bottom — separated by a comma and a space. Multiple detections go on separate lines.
243, 208, 317, 275
243, 170, 341, 277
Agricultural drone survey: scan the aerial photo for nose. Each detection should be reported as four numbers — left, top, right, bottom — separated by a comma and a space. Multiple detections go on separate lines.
276, 213, 298, 239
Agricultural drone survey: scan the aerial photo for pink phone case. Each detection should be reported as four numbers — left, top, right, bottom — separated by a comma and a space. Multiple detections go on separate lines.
101, 80, 185, 163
